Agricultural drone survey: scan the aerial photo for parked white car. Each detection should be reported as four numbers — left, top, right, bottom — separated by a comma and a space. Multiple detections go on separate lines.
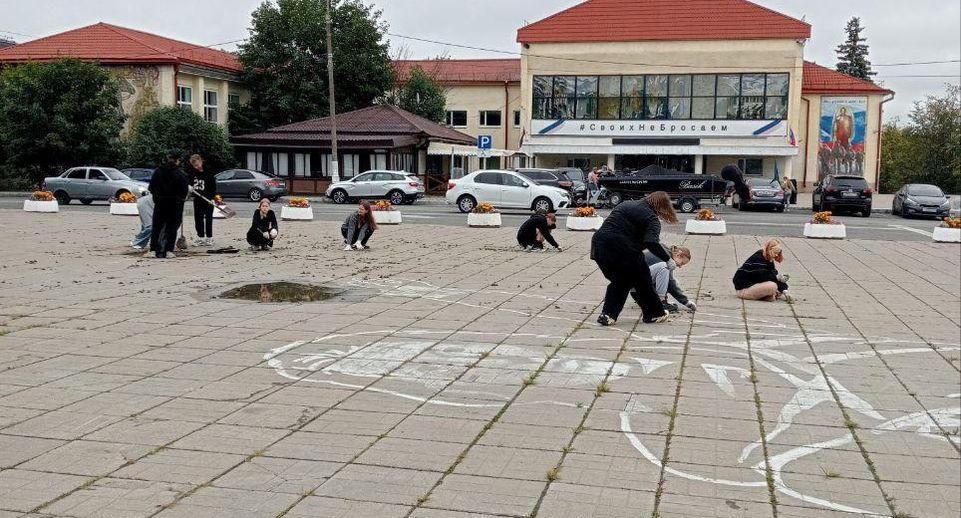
446, 169, 571, 213
325, 170, 425, 205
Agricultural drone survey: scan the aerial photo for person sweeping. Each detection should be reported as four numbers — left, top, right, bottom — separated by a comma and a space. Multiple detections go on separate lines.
186, 154, 217, 247
591, 191, 678, 326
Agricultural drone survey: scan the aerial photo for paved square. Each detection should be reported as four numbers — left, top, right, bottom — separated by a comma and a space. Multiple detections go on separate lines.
0, 209, 958, 517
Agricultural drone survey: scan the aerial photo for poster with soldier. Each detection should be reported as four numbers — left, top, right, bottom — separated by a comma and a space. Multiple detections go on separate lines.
818, 96, 867, 180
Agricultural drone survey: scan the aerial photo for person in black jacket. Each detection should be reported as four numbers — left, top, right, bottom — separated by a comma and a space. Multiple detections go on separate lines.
186, 154, 217, 247
721, 163, 752, 205
148, 151, 189, 259
732, 238, 793, 302
591, 191, 678, 326
517, 213, 560, 251
341, 201, 378, 251
247, 199, 279, 251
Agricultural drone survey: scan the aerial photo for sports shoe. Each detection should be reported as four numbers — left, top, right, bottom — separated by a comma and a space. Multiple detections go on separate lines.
343, 245, 353, 251
166, 252, 177, 259
643, 313, 671, 324
597, 314, 615, 326
663, 302, 679, 314
131, 245, 143, 251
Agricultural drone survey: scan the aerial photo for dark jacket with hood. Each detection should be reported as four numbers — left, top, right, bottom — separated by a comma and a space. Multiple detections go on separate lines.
592, 200, 671, 263
517, 214, 559, 248
733, 250, 788, 292
148, 162, 189, 203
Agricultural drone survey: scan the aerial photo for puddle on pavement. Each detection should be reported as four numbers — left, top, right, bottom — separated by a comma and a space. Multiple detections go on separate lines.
218, 282, 344, 303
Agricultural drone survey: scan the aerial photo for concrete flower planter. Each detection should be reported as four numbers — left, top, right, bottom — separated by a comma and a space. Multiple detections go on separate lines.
685, 219, 727, 235
373, 210, 402, 225
213, 206, 228, 219
468, 212, 501, 227
933, 226, 960, 243
804, 222, 846, 239
566, 216, 603, 231
281, 206, 313, 221
23, 200, 59, 213
109, 202, 139, 216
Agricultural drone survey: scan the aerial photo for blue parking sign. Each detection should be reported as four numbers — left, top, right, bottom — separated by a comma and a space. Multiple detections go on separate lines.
477, 135, 493, 150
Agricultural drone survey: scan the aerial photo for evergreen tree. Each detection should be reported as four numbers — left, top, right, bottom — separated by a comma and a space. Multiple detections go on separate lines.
396, 67, 447, 123
835, 17, 876, 81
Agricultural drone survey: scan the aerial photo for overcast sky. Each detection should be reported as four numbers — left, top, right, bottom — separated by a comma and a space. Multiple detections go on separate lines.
1, 0, 958, 121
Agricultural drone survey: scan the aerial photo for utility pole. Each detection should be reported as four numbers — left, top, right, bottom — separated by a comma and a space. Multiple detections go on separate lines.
325, 0, 340, 182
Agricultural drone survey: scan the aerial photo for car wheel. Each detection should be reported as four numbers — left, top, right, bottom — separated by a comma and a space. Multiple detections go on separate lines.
457, 195, 477, 213
731, 194, 739, 209
388, 190, 405, 205
862, 207, 871, 218
330, 189, 348, 204
812, 196, 820, 212
268, 196, 279, 202
892, 202, 899, 216
608, 191, 623, 207
678, 197, 697, 213
738, 199, 747, 211
532, 197, 553, 214
54, 191, 70, 205
775, 204, 785, 213
80, 199, 93, 205
248, 188, 264, 202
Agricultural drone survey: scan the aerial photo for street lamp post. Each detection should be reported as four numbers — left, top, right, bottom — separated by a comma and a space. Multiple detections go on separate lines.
325, 0, 340, 182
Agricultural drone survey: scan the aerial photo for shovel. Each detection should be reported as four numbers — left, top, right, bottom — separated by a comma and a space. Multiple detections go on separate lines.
191, 188, 236, 219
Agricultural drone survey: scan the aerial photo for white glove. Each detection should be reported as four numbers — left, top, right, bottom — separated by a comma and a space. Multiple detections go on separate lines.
777, 273, 790, 282
685, 301, 697, 312
262, 232, 269, 239
269, 229, 278, 239
354, 242, 364, 250
343, 245, 353, 251
666, 259, 677, 271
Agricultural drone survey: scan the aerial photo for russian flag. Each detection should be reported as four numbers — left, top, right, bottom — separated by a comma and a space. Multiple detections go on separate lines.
788, 128, 797, 147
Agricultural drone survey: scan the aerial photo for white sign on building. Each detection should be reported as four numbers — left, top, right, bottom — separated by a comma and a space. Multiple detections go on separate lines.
532, 119, 787, 138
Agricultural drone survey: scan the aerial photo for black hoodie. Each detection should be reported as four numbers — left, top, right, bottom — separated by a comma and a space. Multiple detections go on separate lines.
148, 162, 189, 203
187, 166, 217, 199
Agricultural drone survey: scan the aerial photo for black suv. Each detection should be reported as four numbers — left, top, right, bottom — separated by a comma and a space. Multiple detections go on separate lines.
514, 168, 574, 192
812, 175, 873, 217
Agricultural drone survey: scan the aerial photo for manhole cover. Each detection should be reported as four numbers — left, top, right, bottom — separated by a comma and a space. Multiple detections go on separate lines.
218, 282, 345, 303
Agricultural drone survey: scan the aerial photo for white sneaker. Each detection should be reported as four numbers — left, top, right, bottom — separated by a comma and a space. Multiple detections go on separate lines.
166, 252, 177, 259
343, 245, 353, 251
204, 237, 213, 247
132, 245, 143, 251
192, 238, 204, 247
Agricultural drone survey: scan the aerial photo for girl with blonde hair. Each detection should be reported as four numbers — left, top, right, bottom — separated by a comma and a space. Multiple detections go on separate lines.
732, 238, 793, 302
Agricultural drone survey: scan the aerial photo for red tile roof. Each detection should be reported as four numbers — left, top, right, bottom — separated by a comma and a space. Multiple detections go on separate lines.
232, 105, 475, 148
394, 59, 521, 84
517, 0, 811, 43
801, 61, 892, 95
0, 22, 241, 73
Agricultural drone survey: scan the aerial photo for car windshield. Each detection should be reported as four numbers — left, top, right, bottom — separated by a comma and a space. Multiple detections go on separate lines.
747, 178, 778, 187
907, 185, 944, 197
102, 168, 129, 180
834, 177, 867, 189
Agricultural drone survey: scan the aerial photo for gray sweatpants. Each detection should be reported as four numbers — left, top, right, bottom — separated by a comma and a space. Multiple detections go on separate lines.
649, 262, 671, 297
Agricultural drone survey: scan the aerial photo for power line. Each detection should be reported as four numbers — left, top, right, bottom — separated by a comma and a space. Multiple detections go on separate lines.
874, 59, 960, 67
875, 74, 960, 78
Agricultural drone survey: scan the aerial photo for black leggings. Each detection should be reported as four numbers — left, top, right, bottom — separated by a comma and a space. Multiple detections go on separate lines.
594, 253, 665, 321
150, 201, 183, 255
247, 227, 274, 248
193, 199, 213, 238
342, 226, 374, 246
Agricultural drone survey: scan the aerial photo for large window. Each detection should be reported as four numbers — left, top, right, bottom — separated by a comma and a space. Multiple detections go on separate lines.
532, 72, 790, 121
479, 110, 502, 127
177, 86, 192, 109
446, 110, 467, 127
203, 90, 218, 122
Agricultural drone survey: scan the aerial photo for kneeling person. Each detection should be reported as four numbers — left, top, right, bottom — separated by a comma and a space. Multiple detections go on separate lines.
247, 199, 279, 251
638, 245, 696, 313
341, 201, 378, 251
517, 213, 560, 251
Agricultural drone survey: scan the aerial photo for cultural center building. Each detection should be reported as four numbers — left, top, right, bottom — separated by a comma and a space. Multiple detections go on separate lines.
398, 0, 893, 190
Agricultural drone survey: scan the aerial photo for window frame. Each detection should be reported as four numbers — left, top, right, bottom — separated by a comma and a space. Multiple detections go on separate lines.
446, 110, 468, 127
177, 85, 193, 110
203, 90, 218, 123
479, 110, 503, 127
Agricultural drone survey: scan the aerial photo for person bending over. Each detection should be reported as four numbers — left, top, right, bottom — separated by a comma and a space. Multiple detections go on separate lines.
247, 199, 279, 251
636, 244, 696, 313
341, 201, 378, 251
591, 191, 678, 326
517, 212, 560, 251
732, 238, 793, 302
148, 151, 189, 259
131, 192, 154, 250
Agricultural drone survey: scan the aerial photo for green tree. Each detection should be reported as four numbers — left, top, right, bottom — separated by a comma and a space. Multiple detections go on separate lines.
126, 107, 236, 171
880, 85, 961, 193
238, 0, 393, 129
395, 67, 447, 122
835, 17, 876, 81
0, 59, 125, 185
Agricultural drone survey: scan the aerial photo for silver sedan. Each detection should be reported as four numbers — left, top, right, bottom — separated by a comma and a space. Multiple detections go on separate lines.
44, 167, 149, 205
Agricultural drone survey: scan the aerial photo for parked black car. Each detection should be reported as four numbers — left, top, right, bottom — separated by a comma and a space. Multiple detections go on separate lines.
598, 165, 729, 212
812, 175, 873, 217
892, 184, 951, 219
732, 177, 786, 212
514, 168, 574, 193
123, 168, 155, 183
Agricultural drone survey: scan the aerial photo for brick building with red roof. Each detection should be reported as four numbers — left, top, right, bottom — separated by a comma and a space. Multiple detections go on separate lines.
0, 23, 249, 132
396, 0, 893, 190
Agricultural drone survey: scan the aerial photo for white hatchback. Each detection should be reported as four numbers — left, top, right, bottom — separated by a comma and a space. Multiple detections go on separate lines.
446, 169, 571, 213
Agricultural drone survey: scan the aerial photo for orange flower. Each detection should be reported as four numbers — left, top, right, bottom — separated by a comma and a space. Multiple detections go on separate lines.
116, 192, 137, 203
32, 191, 55, 201
287, 197, 310, 208
213, 195, 225, 206
372, 200, 393, 211
943, 217, 961, 229
573, 206, 597, 217
473, 203, 497, 214
810, 211, 837, 224
695, 208, 717, 221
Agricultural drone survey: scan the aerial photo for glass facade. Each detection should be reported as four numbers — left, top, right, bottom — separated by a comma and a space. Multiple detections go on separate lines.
532, 73, 789, 121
